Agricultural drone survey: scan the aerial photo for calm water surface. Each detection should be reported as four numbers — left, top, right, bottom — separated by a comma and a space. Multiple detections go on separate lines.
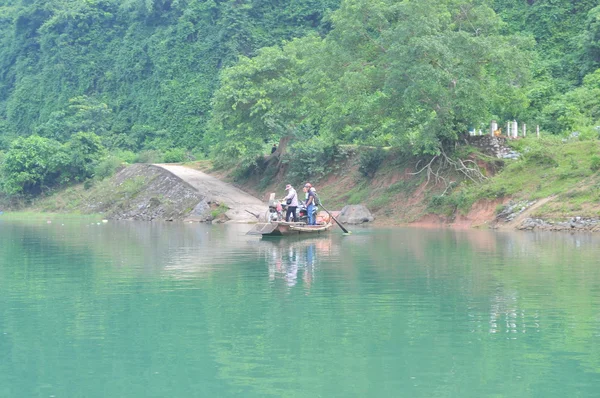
1, 218, 600, 397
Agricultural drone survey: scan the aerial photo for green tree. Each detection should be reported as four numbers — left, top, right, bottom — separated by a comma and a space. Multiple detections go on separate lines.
35, 96, 112, 142
1, 135, 66, 195
207, 34, 326, 161
325, 0, 532, 154
62, 132, 106, 182
0, 0, 340, 151
580, 5, 600, 76
209, 0, 533, 158
494, 0, 598, 85
540, 68, 600, 135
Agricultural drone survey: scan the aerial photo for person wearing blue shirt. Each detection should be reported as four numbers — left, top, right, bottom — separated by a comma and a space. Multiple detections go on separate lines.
304, 183, 316, 225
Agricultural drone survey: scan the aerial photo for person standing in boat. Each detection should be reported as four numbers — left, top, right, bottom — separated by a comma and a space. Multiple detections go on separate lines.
303, 182, 317, 199
284, 184, 299, 222
304, 183, 317, 225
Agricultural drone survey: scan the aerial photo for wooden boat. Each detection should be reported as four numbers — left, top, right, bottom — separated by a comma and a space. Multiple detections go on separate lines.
246, 221, 333, 237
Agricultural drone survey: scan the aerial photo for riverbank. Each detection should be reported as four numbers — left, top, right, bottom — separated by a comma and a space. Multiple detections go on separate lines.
11, 164, 268, 224
6, 136, 600, 232
193, 137, 600, 232
207, 136, 600, 232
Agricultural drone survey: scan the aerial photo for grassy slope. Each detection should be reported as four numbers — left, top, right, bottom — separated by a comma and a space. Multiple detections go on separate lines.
22, 175, 148, 214
471, 137, 600, 220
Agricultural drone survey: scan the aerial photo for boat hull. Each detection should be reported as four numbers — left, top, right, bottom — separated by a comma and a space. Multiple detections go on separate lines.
246, 222, 333, 237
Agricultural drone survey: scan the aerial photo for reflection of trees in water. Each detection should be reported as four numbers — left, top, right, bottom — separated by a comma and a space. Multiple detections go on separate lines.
3, 221, 267, 278
334, 228, 600, 372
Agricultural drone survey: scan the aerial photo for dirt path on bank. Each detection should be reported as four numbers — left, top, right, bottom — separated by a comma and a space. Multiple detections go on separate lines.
154, 164, 268, 223
496, 196, 557, 230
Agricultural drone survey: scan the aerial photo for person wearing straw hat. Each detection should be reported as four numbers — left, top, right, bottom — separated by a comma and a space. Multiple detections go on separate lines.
283, 184, 298, 222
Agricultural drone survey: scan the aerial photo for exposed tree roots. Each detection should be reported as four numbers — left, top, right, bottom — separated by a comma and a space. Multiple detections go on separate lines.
409, 148, 487, 195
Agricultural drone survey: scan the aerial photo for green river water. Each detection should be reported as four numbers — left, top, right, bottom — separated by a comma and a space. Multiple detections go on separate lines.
1, 217, 600, 397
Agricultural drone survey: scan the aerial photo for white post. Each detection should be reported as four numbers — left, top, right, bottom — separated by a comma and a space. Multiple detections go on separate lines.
512, 120, 518, 138
490, 120, 496, 136
536, 125, 540, 138
507, 122, 511, 138
523, 123, 526, 137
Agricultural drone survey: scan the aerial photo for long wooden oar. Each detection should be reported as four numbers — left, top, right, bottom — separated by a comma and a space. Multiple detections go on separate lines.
314, 194, 351, 234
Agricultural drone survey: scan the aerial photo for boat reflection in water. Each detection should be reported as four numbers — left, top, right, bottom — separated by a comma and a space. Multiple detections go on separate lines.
258, 236, 337, 291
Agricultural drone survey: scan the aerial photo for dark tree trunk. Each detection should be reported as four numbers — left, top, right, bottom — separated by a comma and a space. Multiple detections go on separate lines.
272, 135, 292, 158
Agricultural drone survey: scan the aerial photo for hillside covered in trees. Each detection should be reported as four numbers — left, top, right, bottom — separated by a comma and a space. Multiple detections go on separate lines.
1, 0, 600, 199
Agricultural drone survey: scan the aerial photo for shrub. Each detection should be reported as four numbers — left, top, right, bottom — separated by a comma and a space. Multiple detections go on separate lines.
163, 148, 187, 163
135, 150, 164, 163
83, 179, 94, 190
428, 190, 474, 215
211, 203, 229, 218
359, 148, 386, 177
429, 194, 446, 209
368, 193, 391, 211
94, 156, 125, 181
386, 180, 408, 194
591, 155, 600, 171
480, 185, 507, 199
113, 150, 137, 164
523, 150, 558, 167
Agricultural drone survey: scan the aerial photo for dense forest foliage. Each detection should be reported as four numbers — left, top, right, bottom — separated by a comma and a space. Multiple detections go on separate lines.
1, 0, 600, 196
